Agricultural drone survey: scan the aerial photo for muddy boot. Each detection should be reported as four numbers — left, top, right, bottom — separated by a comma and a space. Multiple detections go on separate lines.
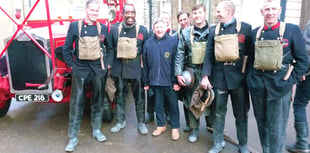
188, 129, 199, 143
238, 145, 250, 153
208, 141, 225, 153
138, 123, 149, 135
110, 121, 126, 133
65, 137, 78, 152
236, 122, 249, 153
92, 129, 107, 142
286, 122, 310, 153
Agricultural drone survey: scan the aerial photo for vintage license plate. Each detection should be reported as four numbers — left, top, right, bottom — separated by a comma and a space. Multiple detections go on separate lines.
15, 94, 49, 102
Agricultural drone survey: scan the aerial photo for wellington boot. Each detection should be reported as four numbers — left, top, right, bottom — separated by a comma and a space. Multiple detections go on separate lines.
286, 122, 310, 153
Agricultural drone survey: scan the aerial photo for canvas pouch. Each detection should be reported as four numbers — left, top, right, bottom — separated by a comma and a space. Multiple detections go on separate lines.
78, 20, 102, 60
214, 34, 239, 61
116, 24, 139, 59
191, 41, 206, 64
254, 40, 283, 70
254, 22, 286, 70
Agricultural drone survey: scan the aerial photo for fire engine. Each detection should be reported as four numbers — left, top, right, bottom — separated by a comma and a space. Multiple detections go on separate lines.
0, 0, 125, 117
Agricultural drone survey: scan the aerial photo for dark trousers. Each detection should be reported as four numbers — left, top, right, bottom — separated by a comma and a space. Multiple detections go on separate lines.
68, 71, 106, 138
114, 77, 145, 123
153, 86, 180, 129
147, 88, 170, 118
147, 94, 155, 113
212, 84, 250, 146
251, 88, 291, 153
293, 76, 310, 122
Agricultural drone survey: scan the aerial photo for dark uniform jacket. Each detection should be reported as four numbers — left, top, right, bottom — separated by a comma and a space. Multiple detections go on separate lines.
142, 33, 178, 87
175, 23, 209, 76
202, 20, 253, 90
304, 21, 310, 66
63, 20, 113, 78
247, 22, 309, 100
110, 22, 149, 79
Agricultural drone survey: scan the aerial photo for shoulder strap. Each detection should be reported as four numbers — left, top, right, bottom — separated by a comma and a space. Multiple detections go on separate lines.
118, 23, 122, 36
256, 22, 286, 41
215, 23, 221, 36
190, 26, 194, 44
256, 26, 264, 41
78, 20, 101, 37
136, 24, 140, 38
78, 20, 82, 36
118, 23, 140, 38
236, 20, 241, 33
215, 19, 241, 35
279, 22, 286, 41
96, 21, 101, 37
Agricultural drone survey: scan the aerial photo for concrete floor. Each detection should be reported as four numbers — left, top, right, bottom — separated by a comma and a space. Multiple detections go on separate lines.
0, 95, 307, 153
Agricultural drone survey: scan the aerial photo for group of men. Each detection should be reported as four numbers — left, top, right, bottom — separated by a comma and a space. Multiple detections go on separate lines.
61, 0, 310, 153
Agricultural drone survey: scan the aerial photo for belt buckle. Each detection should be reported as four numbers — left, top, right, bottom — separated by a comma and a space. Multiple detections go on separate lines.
223, 61, 235, 66
260, 69, 277, 73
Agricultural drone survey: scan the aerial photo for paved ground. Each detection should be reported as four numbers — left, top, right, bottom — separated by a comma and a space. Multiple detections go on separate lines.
0, 94, 307, 153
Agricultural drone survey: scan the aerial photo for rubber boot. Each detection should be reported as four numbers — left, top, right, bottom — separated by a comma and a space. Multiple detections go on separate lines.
236, 122, 249, 153
65, 137, 78, 152
188, 129, 199, 143
209, 130, 225, 153
286, 122, 310, 153
183, 105, 191, 132
145, 94, 155, 123
102, 92, 114, 122
68, 76, 86, 139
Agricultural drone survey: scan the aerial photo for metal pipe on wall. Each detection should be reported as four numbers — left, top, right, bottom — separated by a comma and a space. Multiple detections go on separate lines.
280, 0, 287, 21
148, 0, 152, 30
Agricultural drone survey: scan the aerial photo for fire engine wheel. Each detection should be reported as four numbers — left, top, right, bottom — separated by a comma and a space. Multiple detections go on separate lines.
0, 98, 11, 118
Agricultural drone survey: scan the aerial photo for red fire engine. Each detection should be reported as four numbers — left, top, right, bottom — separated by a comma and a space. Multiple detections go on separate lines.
0, 0, 125, 117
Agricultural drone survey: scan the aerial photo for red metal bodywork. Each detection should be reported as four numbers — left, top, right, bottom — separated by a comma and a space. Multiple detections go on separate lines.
0, 0, 125, 107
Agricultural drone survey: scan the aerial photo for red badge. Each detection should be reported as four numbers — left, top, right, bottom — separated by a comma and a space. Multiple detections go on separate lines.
100, 35, 105, 42
137, 33, 143, 40
282, 39, 289, 48
238, 34, 245, 43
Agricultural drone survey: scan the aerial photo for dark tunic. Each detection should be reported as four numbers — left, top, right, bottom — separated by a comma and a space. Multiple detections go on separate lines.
202, 20, 253, 90
63, 20, 113, 78
110, 22, 149, 79
247, 22, 309, 100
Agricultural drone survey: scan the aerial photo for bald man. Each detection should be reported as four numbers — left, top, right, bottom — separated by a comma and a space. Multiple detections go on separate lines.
201, 1, 252, 152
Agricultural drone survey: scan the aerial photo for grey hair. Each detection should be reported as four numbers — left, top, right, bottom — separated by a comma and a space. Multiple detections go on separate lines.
85, 0, 99, 8
152, 19, 166, 27
220, 0, 235, 15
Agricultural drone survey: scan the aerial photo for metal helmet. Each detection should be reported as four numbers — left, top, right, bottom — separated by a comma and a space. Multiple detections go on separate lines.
181, 68, 195, 88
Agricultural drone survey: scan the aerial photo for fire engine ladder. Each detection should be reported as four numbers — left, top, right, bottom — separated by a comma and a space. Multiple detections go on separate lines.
0, 0, 56, 89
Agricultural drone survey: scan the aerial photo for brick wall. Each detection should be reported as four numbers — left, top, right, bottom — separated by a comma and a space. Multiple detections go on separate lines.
169, 0, 241, 30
